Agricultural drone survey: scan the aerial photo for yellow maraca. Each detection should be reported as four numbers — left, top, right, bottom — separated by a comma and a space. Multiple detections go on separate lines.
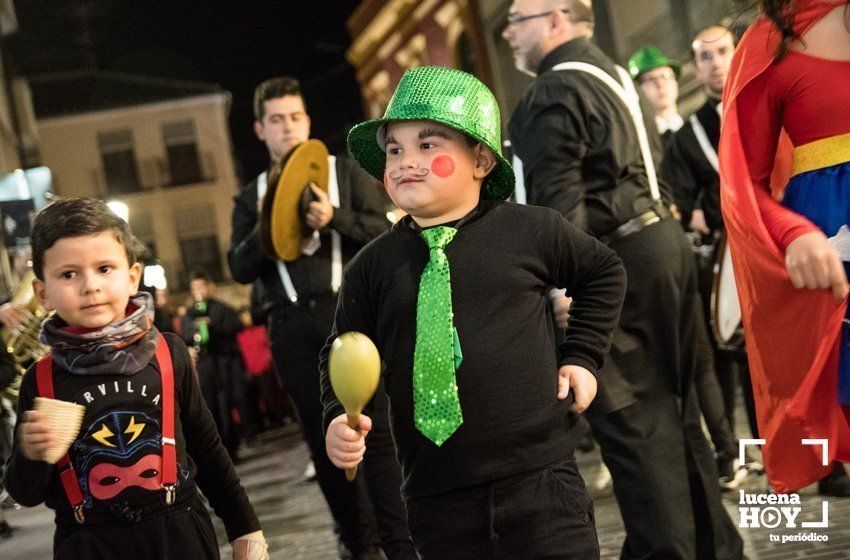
329, 331, 381, 481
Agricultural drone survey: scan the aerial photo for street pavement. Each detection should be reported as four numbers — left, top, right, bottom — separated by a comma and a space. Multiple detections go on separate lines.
2, 423, 849, 559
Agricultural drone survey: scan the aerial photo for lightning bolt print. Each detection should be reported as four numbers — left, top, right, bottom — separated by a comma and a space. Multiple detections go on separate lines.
124, 416, 145, 444
92, 424, 116, 447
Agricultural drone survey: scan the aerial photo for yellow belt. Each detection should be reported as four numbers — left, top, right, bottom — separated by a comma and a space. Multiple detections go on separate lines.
791, 132, 850, 176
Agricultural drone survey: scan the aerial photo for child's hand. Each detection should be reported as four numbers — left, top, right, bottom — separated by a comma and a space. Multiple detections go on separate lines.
557, 365, 597, 413
18, 410, 59, 463
231, 530, 269, 560
325, 413, 371, 470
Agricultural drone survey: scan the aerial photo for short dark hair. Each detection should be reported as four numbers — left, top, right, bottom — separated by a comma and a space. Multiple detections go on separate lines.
31, 197, 137, 280
189, 269, 211, 283
253, 76, 306, 121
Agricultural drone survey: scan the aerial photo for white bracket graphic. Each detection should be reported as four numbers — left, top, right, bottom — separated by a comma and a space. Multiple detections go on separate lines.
801, 439, 830, 466
739, 438, 765, 466
802, 501, 829, 528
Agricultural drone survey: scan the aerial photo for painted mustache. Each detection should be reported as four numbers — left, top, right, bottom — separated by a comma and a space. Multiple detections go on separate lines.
388, 168, 429, 181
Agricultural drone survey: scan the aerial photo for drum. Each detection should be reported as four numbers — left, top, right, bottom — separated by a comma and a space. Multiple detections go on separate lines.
710, 234, 745, 351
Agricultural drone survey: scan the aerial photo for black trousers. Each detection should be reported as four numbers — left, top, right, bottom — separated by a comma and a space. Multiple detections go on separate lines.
53, 494, 219, 560
592, 391, 742, 560
268, 295, 415, 559
695, 245, 747, 433
405, 457, 598, 560
589, 219, 743, 560
692, 295, 738, 461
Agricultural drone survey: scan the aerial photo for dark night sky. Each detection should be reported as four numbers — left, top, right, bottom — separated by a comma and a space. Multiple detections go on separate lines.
9, 0, 367, 182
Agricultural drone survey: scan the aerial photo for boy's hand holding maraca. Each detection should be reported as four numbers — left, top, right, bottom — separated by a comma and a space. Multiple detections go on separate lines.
326, 412, 372, 470
325, 331, 381, 479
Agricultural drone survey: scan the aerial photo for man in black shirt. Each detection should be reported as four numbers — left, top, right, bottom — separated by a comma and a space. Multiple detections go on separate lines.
182, 271, 249, 461
660, 26, 734, 239
228, 77, 413, 560
659, 27, 751, 484
504, 2, 743, 559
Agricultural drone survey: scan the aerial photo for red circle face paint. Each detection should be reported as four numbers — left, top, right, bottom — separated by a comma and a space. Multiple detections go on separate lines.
430, 155, 455, 178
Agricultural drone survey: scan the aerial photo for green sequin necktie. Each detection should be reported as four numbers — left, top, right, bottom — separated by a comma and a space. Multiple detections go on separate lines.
414, 226, 463, 446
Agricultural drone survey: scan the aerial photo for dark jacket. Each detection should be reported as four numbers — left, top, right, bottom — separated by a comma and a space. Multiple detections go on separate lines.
183, 298, 244, 357
228, 154, 392, 316
660, 98, 722, 231
507, 37, 673, 238
508, 37, 697, 415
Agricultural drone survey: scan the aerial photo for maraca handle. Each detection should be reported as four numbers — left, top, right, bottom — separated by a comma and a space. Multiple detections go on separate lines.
345, 412, 360, 482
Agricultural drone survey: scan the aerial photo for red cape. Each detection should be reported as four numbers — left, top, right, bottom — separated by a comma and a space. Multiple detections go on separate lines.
720, 0, 850, 492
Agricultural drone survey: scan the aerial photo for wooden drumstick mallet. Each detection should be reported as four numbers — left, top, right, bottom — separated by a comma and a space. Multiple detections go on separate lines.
329, 332, 381, 481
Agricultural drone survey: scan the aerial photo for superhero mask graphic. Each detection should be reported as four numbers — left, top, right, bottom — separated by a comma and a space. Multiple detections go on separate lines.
72, 410, 178, 504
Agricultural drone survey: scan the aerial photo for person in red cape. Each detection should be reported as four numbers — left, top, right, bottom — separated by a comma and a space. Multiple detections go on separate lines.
720, 0, 850, 494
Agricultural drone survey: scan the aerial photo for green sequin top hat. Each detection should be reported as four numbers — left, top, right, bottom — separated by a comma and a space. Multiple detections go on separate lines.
347, 66, 514, 201
627, 45, 681, 80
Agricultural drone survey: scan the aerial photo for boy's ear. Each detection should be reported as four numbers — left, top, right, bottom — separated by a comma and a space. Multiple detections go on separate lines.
128, 262, 143, 295
472, 144, 497, 180
33, 277, 53, 311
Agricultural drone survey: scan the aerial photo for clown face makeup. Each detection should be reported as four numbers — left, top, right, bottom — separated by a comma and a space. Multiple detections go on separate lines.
383, 120, 496, 227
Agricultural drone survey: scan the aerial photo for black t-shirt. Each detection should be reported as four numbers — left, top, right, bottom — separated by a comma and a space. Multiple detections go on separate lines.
4, 333, 259, 541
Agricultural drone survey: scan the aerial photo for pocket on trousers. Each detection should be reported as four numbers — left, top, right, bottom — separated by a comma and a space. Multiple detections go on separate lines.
186, 503, 222, 559
544, 462, 594, 527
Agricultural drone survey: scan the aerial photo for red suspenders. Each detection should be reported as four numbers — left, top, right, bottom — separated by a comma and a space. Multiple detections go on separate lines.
35, 358, 86, 523
35, 333, 177, 524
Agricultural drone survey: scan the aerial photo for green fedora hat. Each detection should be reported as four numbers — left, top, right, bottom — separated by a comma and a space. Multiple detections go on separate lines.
347, 66, 514, 201
628, 45, 681, 80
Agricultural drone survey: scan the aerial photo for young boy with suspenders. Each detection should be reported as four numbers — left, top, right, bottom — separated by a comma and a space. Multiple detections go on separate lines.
4, 198, 267, 559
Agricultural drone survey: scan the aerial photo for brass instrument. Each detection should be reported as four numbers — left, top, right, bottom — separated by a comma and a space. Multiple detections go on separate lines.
1, 269, 50, 402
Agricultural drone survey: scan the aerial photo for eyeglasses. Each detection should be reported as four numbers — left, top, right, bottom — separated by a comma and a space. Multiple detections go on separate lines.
504, 8, 570, 29
638, 70, 677, 86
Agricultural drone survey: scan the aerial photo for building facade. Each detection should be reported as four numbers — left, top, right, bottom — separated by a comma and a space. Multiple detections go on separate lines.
30, 71, 239, 291
0, 0, 41, 294
346, 0, 493, 119
0, 0, 38, 177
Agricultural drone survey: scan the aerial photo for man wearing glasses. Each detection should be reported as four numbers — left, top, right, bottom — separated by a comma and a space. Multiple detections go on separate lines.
628, 46, 682, 149
504, 2, 743, 559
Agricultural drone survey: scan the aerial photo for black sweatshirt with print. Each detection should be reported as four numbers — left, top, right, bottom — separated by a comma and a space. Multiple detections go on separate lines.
4, 333, 260, 542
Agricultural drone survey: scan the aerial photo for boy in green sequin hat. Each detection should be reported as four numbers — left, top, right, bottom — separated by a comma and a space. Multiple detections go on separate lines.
321, 66, 626, 558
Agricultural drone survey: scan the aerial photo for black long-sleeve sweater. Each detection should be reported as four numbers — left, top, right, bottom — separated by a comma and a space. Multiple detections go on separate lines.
320, 199, 626, 499
4, 333, 260, 543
